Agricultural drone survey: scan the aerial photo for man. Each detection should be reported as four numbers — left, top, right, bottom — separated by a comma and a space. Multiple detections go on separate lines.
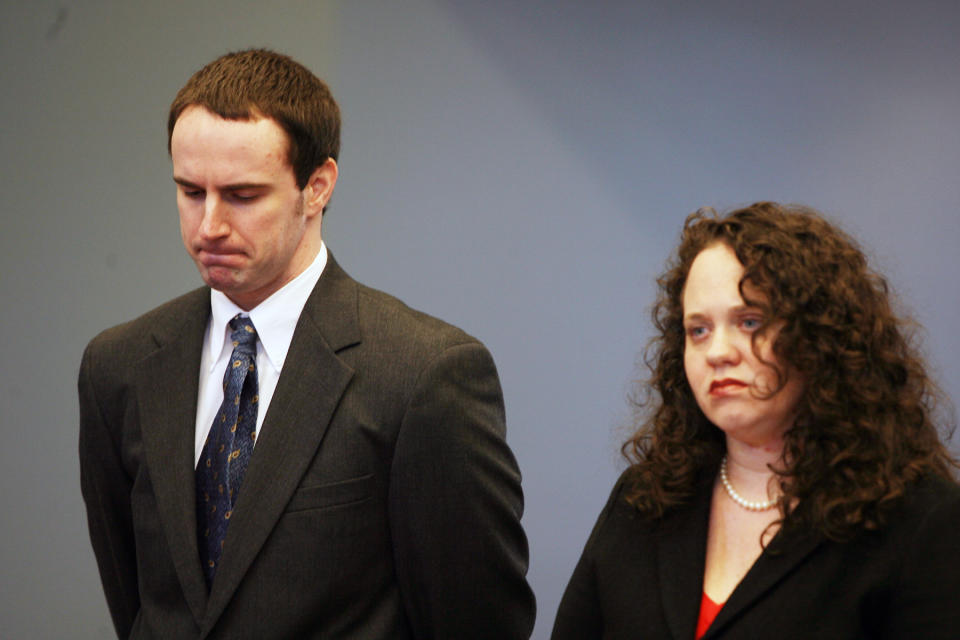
79, 49, 534, 639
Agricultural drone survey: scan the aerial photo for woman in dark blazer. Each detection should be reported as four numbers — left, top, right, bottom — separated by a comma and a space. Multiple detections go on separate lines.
552, 202, 960, 639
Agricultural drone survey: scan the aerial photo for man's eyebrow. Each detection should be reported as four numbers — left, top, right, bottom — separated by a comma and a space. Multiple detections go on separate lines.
223, 183, 270, 191
172, 177, 270, 191
173, 176, 200, 189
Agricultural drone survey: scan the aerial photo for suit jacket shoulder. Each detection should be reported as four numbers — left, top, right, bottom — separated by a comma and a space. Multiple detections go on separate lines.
308, 259, 481, 357
83, 287, 209, 376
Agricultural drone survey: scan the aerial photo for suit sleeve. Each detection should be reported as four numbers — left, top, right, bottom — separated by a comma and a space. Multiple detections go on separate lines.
78, 342, 140, 638
883, 483, 960, 639
388, 341, 535, 639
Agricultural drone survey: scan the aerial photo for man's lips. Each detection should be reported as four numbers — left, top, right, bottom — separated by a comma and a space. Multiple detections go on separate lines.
709, 379, 748, 396
196, 248, 245, 267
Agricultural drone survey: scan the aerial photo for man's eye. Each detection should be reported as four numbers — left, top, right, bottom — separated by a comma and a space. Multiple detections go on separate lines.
232, 193, 259, 202
182, 189, 204, 199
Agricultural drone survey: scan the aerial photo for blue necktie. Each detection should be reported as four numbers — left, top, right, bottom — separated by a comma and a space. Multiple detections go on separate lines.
196, 315, 259, 587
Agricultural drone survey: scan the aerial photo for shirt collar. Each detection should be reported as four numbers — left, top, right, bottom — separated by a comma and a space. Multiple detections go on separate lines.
206, 242, 328, 372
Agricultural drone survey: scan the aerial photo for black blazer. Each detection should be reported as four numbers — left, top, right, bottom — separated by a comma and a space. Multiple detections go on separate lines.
552, 465, 960, 639
79, 254, 535, 639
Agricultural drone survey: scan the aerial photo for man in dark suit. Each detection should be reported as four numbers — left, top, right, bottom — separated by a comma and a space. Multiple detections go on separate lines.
79, 49, 534, 639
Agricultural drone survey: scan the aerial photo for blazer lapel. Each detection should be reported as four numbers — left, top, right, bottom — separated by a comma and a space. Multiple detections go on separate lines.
655, 474, 714, 640
200, 255, 360, 633
654, 459, 826, 640
703, 526, 822, 638
134, 288, 211, 625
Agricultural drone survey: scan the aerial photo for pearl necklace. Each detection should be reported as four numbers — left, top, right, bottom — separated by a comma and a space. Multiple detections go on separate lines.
719, 455, 777, 511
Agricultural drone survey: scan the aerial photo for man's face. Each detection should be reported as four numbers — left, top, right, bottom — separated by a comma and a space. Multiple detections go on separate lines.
171, 105, 319, 310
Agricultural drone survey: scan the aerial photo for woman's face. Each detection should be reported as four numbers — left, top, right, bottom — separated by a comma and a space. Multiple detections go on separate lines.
682, 243, 804, 448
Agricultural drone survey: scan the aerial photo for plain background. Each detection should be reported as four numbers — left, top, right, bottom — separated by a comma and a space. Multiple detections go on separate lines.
2, 1, 959, 638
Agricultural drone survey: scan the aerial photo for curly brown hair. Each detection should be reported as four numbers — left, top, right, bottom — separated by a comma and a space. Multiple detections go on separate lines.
622, 201, 957, 541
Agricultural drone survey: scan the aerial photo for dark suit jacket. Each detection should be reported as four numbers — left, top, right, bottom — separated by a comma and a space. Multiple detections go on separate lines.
552, 464, 960, 639
79, 254, 535, 639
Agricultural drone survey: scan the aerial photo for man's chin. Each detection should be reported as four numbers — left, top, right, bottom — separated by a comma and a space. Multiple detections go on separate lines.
200, 266, 242, 293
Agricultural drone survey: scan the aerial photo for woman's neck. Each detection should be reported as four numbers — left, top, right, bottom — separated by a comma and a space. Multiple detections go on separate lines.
723, 436, 785, 502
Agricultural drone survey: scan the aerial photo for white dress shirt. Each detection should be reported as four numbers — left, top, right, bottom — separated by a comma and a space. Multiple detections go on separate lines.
193, 243, 328, 466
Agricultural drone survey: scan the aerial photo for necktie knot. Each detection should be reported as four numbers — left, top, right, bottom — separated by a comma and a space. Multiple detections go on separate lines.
228, 315, 258, 357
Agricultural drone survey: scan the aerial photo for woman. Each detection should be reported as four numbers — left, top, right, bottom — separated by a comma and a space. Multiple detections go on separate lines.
552, 202, 960, 639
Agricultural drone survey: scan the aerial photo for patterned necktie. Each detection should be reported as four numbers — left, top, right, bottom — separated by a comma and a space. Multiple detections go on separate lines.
196, 314, 259, 587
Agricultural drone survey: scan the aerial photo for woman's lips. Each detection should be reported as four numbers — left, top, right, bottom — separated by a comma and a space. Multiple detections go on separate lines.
709, 378, 748, 396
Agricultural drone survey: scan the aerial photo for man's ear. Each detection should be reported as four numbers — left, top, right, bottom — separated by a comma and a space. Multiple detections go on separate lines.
303, 157, 338, 218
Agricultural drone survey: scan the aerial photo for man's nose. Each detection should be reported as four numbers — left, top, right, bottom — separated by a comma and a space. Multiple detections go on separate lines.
199, 197, 229, 239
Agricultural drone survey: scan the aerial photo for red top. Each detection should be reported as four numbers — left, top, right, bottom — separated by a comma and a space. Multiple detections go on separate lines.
695, 592, 724, 639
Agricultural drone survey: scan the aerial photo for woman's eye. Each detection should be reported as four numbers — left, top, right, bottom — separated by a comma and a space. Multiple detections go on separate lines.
741, 317, 762, 331
687, 326, 708, 339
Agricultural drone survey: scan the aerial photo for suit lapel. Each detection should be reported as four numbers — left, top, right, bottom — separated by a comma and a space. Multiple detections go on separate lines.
200, 255, 360, 633
134, 288, 211, 624
703, 526, 822, 638
655, 474, 714, 640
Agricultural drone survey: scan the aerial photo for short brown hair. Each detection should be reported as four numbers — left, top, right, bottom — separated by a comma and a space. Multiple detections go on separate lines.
168, 49, 340, 191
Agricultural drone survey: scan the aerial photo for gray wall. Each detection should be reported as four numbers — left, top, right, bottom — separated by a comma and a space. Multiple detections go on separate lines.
2, 1, 959, 638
